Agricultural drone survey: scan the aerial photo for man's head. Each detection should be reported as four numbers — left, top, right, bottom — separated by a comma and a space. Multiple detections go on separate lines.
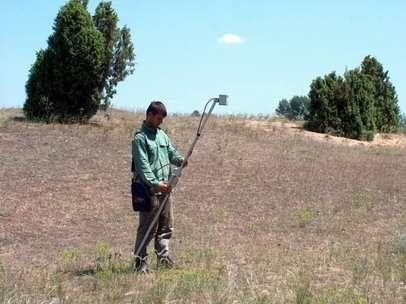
146, 101, 167, 129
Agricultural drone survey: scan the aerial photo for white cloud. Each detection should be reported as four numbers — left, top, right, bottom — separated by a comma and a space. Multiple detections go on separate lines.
217, 33, 245, 44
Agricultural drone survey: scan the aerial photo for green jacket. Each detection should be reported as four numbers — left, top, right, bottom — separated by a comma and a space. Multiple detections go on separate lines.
132, 121, 183, 193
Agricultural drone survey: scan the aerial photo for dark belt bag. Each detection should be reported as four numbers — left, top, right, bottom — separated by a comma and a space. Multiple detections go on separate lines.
131, 181, 151, 212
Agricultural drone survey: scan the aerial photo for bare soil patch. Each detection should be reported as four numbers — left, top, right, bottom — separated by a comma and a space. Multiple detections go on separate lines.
246, 119, 406, 148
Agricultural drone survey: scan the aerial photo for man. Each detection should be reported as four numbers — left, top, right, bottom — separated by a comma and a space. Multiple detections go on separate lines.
132, 101, 186, 273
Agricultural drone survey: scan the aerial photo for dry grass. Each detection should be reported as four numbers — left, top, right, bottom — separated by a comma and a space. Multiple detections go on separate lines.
1, 109, 406, 303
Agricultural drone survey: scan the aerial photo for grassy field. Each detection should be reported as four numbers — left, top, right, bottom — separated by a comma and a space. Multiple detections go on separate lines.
1, 108, 405, 303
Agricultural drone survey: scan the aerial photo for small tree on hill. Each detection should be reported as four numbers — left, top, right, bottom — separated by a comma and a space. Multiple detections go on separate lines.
275, 96, 310, 120
275, 99, 290, 117
289, 96, 310, 120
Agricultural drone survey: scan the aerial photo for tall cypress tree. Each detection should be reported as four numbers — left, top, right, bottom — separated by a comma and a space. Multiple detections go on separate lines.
46, 0, 105, 122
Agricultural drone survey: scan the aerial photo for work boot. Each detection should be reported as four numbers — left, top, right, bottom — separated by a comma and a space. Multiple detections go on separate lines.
132, 255, 150, 274
156, 253, 176, 270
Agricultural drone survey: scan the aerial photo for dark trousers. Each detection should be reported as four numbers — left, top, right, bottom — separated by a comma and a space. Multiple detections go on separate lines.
133, 194, 173, 258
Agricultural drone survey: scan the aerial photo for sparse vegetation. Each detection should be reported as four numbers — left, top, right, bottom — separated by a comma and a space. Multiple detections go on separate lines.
0, 117, 9, 128
294, 208, 315, 228
1, 109, 405, 303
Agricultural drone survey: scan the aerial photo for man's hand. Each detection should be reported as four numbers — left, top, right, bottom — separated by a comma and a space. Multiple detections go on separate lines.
159, 181, 171, 193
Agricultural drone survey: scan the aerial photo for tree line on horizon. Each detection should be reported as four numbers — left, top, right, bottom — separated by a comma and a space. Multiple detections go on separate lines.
23, 0, 135, 123
276, 56, 401, 141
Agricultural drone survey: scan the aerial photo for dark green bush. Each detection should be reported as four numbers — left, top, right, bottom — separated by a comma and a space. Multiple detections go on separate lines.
306, 72, 344, 135
305, 56, 399, 141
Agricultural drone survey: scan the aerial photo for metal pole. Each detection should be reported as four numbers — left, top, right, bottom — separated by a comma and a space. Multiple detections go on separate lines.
134, 98, 219, 258
182, 98, 217, 167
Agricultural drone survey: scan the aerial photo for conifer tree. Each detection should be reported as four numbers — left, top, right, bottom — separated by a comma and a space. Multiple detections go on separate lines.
361, 55, 399, 132
24, 0, 135, 121
93, 1, 135, 110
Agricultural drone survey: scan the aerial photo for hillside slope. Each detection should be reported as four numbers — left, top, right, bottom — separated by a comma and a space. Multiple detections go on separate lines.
1, 109, 405, 303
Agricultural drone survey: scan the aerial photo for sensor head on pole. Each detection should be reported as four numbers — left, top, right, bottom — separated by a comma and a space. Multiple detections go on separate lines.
218, 95, 228, 106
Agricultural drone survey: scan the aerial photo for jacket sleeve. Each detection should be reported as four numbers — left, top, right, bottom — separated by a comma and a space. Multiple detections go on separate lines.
167, 136, 184, 167
132, 134, 160, 191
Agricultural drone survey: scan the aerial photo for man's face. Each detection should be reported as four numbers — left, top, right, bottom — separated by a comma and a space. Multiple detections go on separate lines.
146, 112, 165, 129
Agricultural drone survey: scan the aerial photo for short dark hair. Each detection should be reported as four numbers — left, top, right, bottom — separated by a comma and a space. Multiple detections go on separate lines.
146, 101, 167, 117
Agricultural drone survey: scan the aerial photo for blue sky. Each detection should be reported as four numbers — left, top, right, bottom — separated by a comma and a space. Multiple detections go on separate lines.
1, 0, 405, 115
